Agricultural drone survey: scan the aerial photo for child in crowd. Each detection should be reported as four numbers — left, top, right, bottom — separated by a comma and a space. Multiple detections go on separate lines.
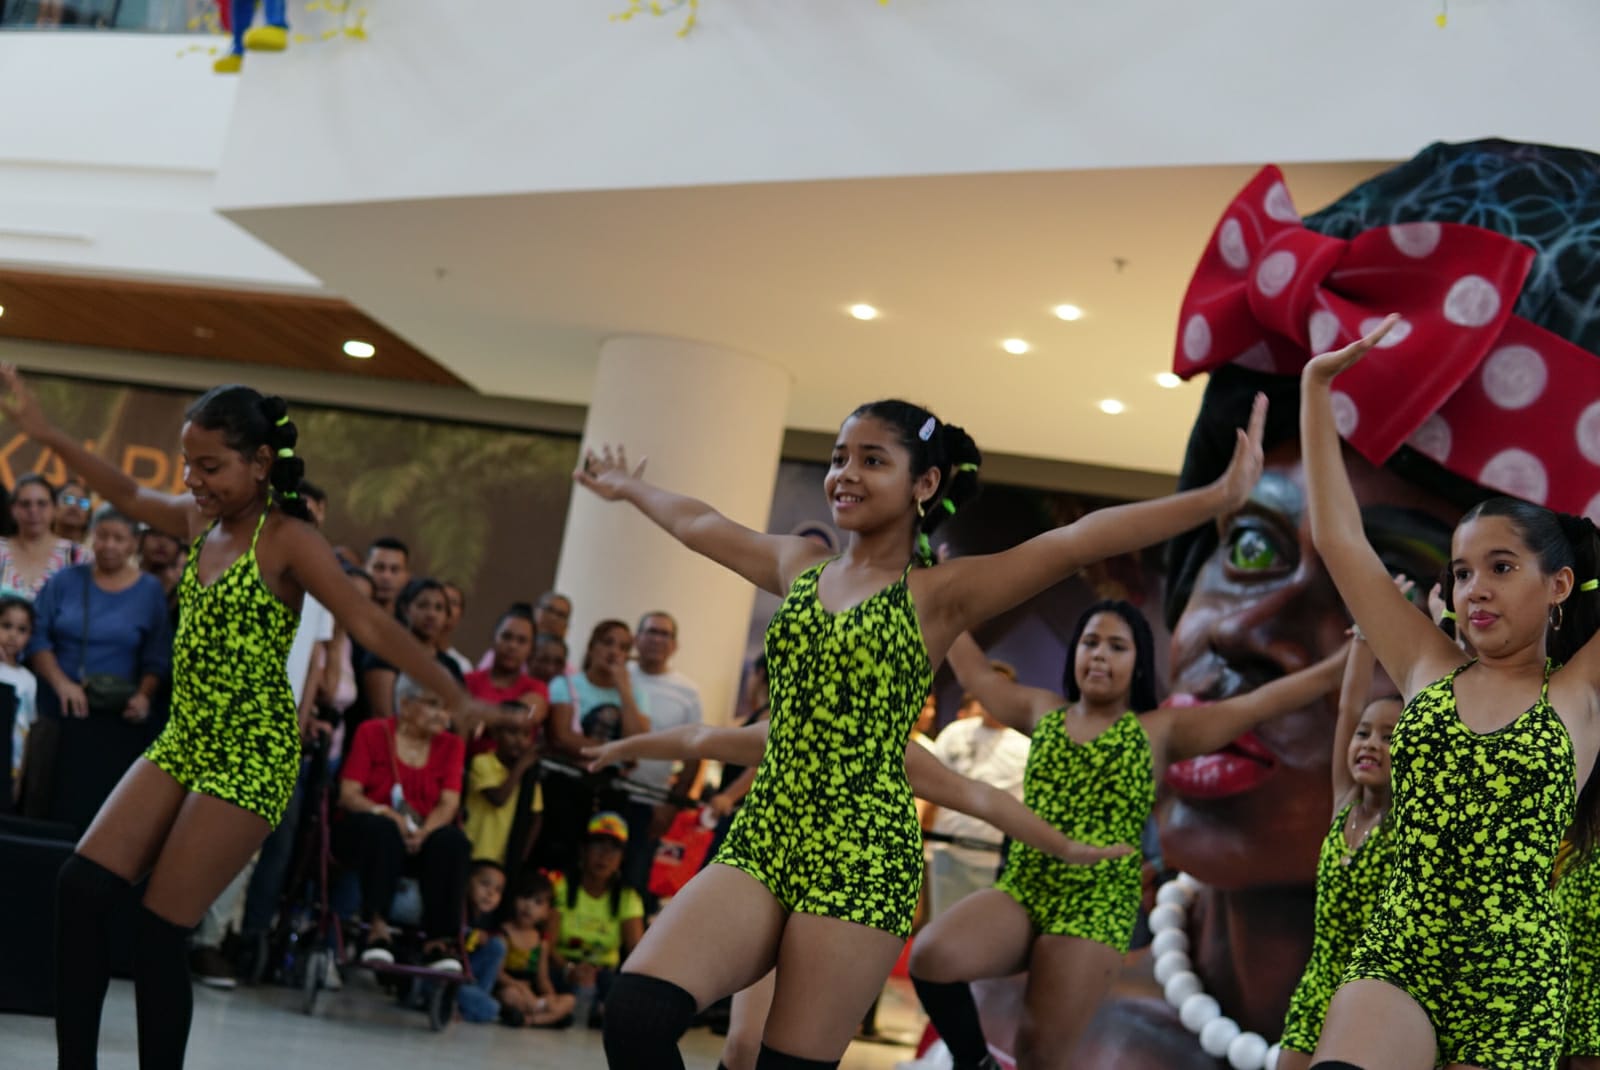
458, 860, 513, 1025
496, 871, 577, 1028
551, 812, 644, 1029
464, 715, 543, 869
0, 595, 38, 799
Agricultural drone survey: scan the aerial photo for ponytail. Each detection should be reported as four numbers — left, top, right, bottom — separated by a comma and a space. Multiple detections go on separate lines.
185, 385, 313, 523
847, 400, 984, 565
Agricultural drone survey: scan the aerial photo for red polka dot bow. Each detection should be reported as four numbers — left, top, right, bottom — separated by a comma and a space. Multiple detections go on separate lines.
1176, 165, 1600, 518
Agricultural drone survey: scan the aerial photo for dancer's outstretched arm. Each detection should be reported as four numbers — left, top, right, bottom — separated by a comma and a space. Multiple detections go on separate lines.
945, 632, 1056, 735
1301, 317, 1460, 698
574, 447, 827, 596
0, 364, 196, 539
584, 720, 770, 772
927, 395, 1268, 635
1144, 645, 1349, 772
1331, 633, 1380, 810
904, 744, 1128, 866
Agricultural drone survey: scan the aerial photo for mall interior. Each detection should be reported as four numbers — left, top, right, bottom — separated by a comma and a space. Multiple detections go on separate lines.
1, 2, 1597, 1069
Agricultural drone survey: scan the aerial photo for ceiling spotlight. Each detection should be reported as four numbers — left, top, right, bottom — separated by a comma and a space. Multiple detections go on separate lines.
1156, 372, 1182, 389
1053, 304, 1084, 322
1099, 399, 1126, 415
848, 303, 880, 321
1002, 338, 1031, 355
343, 340, 376, 359
0, 305, 6, 318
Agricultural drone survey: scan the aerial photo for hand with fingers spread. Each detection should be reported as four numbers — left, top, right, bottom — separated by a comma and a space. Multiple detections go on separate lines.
0, 363, 58, 441
573, 444, 647, 501
1304, 313, 1401, 385
1428, 582, 1450, 629
1211, 391, 1269, 512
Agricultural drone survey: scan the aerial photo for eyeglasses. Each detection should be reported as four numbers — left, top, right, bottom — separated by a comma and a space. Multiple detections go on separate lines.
641, 627, 676, 639
61, 495, 91, 510
538, 603, 572, 619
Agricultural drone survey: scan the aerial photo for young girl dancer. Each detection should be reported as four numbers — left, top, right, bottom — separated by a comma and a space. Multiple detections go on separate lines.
0, 366, 494, 1069
582, 712, 1140, 1070
909, 604, 1347, 1069
1277, 623, 1402, 1070
572, 393, 1267, 1069
1300, 318, 1600, 1070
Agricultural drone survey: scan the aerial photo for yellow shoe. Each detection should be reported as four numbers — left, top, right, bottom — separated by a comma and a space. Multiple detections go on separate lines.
213, 52, 243, 73
243, 24, 288, 51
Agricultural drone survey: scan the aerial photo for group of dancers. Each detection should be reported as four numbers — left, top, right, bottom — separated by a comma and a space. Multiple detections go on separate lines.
9, 306, 1600, 1070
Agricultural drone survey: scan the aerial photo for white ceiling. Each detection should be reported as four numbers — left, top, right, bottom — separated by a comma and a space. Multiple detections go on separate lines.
224, 160, 1388, 475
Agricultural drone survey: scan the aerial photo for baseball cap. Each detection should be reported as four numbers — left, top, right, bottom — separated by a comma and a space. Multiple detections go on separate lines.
586, 811, 628, 845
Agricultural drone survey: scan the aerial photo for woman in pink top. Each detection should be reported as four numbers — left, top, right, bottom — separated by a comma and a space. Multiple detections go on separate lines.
0, 475, 89, 601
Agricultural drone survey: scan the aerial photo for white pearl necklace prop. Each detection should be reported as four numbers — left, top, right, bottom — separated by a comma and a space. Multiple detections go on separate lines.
1148, 873, 1281, 1070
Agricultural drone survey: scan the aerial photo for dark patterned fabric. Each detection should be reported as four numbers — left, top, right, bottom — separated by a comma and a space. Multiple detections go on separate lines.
144, 512, 299, 824
712, 559, 930, 937
994, 709, 1153, 951
1341, 661, 1574, 1069
1558, 843, 1600, 1058
1281, 801, 1396, 1054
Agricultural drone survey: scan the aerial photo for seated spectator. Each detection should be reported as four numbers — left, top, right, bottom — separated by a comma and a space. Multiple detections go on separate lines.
22, 507, 171, 829
551, 812, 645, 1029
52, 477, 91, 546
464, 718, 544, 871
335, 674, 471, 969
497, 871, 578, 1028
458, 860, 513, 1025
0, 595, 38, 803
360, 577, 464, 722
530, 634, 569, 686
464, 606, 549, 752
0, 474, 90, 601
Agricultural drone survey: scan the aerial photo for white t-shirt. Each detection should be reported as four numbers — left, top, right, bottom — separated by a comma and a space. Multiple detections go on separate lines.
928, 716, 1032, 865
1, 661, 39, 781
627, 665, 705, 793
286, 594, 336, 708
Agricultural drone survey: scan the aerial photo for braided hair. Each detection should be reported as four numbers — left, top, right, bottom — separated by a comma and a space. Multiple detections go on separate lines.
847, 400, 983, 565
184, 386, 312, 523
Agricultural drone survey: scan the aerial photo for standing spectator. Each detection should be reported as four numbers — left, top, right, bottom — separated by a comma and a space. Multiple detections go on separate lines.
551, 813, 645, 1029
336, 674, 471, 969
364, 536, 410, 615
0, 474, 90, 601
626, 611, 704, 890
464, 718, 544, 871
137, 526, 185, 604
920, 666, 1030, 920
464, 607, 549, 752
52, 477, 92, 546
534, 591, 572, 644
22, 507, 171, 829
530, 634, 569, 686
361, 578, 462, 722
438, 582, 474, 678
0, 595, 38, 805
704, 656, 770, 859
537, 622, 650, 874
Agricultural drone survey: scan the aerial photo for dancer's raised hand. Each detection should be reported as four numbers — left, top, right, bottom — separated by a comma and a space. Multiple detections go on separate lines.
0, 364, 55, 440
1212, 391, 1269, 511
1304, 313, 1399, 384
573, 444, 647, 501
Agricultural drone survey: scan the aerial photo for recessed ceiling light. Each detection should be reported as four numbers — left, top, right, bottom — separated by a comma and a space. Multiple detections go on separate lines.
343, 340, 376, 359
0, 305, 7, 318
1002, 338, 1031, 355
1053, 304, 1084, 322
1156, 372, 1182, 389
1099, 399, 1126, 415
848, 303, 880, 321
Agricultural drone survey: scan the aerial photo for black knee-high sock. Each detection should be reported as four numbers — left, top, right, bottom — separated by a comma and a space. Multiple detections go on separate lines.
1309, 1063, 1368, 1070
911, 976, 991, 1068
754, 1044, 839, 1069
133, 904, 194, 1070
56, 854, 131, 1070
601, 973, 697, 1070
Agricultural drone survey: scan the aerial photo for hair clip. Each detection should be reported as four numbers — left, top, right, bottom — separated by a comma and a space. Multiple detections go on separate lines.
955, 463, 979, 473
277, 447, 294, 458
918, 417, 937, 442
1582, 579, 1599, 592
275, 414, 290, 427
916, 531, 933, 561
941, 499, 957, 515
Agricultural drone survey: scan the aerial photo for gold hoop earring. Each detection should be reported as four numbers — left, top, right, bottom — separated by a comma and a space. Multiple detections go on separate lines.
1551, 602, 1565, 632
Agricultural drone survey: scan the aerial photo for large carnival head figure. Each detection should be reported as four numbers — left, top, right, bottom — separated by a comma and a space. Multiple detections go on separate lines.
1090, 140, 1600, 1065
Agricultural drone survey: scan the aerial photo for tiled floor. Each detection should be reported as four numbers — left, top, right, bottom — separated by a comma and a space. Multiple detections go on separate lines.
1, 975, 923, 1069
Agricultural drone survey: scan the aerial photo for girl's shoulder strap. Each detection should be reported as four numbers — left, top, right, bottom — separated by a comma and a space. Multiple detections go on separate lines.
247, 509, 270, 555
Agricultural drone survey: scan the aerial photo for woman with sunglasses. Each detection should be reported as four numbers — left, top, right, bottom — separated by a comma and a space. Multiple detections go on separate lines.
53, 477, 92, 546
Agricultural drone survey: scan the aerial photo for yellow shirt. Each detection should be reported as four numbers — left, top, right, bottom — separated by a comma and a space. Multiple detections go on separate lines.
552, 873, 643, 968
463, 753, 543, 865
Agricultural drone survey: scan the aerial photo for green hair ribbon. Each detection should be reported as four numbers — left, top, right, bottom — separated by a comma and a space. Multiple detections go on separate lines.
277, 447, 294, 459
275, 414, 290, 427
1582, 579, 1599, 592
1440, 609, 1457, 621
941, 498, 957, 515
955, 462, 979, 473
916, 532, 933, 565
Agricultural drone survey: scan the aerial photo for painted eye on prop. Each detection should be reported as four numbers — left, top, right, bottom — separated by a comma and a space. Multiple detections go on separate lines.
1227, 527, 1281, 572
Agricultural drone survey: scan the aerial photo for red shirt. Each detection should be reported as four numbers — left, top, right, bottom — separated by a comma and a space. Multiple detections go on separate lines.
464, 670, 548, 756
342, 717, 465, 818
